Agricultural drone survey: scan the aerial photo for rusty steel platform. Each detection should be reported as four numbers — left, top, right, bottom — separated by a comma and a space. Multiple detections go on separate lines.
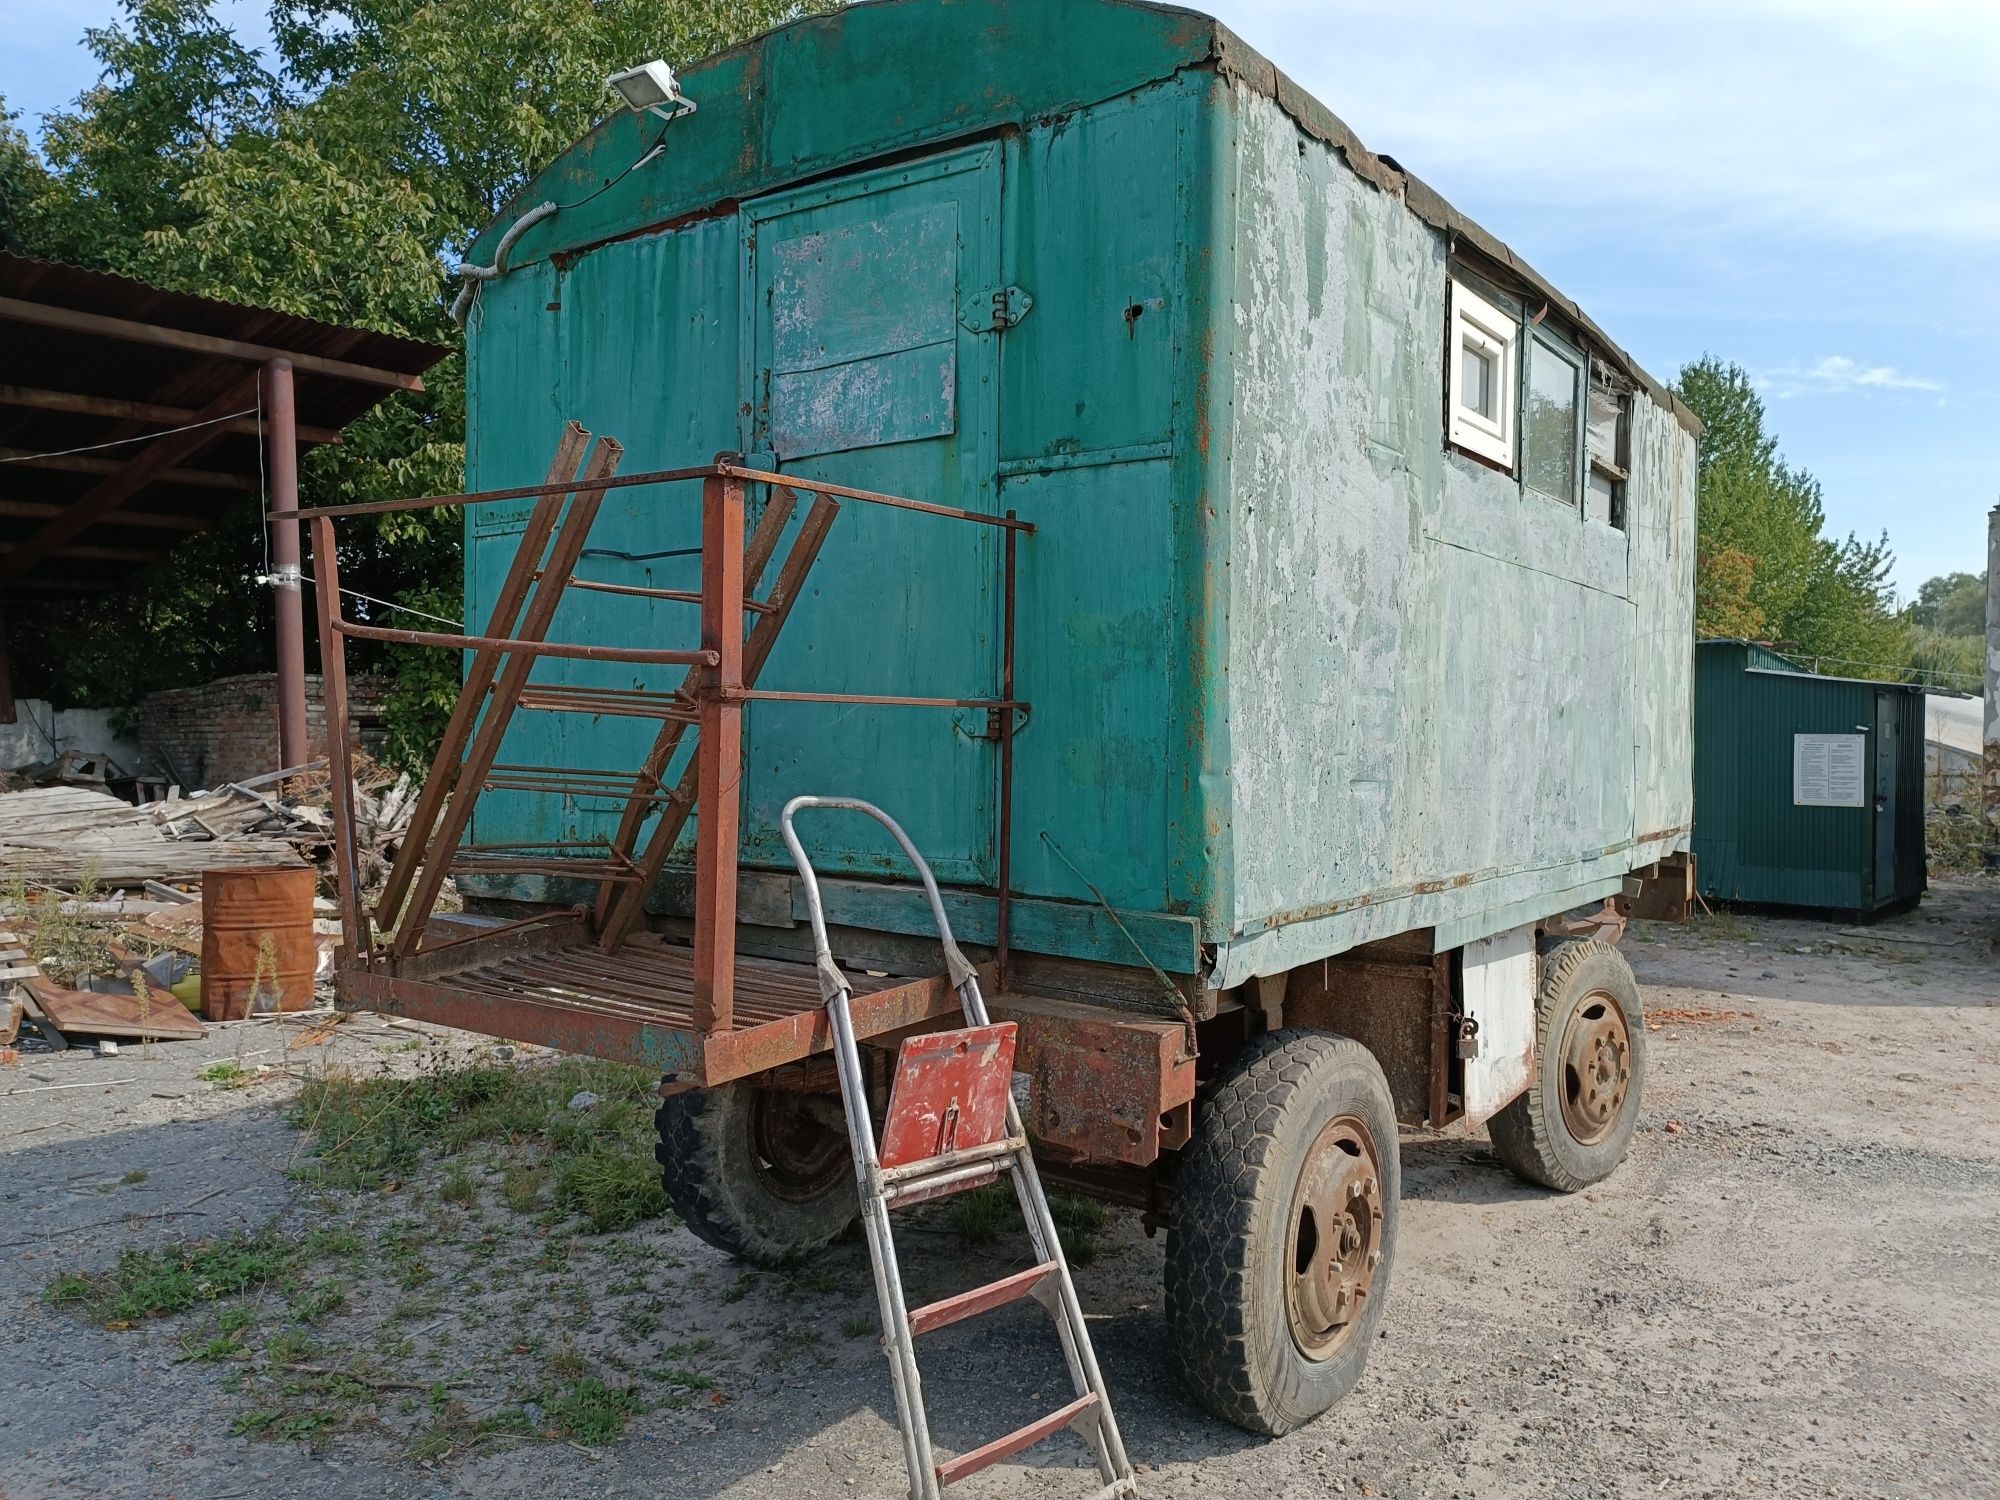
337, 914, 961, 1085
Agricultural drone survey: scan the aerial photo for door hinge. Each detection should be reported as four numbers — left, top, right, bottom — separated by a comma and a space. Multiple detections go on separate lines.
960, 285, 1034, 332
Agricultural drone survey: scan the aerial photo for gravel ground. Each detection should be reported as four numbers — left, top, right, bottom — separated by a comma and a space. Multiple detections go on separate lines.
2, 877, 1996, 1500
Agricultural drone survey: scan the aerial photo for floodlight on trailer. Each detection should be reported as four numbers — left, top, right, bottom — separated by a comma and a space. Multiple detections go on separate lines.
607, 60, 695, 121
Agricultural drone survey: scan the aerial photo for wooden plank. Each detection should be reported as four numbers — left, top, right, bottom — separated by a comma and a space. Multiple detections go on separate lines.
25, 978, 205, 1041
907, 1261, 1054, 1337
0, 383, 343, 444
0, 374, 260, 584
0, 501, 208, 531
934, 1394, 1098, 1488
0, 447, 259, 491
0, 297, 429, 391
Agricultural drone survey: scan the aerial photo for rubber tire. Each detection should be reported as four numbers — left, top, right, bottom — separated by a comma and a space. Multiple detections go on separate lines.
1164, 1030, 1401, 1436
655, 1084, 858, 1266
1487, 938, 1647, 1192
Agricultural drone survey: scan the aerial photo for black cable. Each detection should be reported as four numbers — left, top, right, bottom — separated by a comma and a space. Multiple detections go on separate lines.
551, 121, 672, 213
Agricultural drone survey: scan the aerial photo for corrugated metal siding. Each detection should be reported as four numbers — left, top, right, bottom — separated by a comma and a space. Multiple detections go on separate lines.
1692, 642, 1925, 913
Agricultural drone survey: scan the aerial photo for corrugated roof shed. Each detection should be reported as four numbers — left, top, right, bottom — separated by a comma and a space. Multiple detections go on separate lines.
0, 253, 447, 592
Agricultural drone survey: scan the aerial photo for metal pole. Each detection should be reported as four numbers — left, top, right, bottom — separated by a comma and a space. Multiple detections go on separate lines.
263, 359, 309, 771
691, 473, 744, 1032
998, 513, 1017, 990
310, 514, 369, 958
1985, 502, 2000, 866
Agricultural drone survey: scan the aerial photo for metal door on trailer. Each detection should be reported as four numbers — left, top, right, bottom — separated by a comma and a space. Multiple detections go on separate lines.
1873, 692, 1899, 902
736, 143, 1004, 886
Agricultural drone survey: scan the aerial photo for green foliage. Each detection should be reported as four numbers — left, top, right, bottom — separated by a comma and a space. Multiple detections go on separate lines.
48, 1228, 295, 1324
289, 1055, 670, 1234
555, 1147, 671, 1234
15, 0, 831, 751
1907, 627, 1983, 693
1676, 357, 1912, 677
0, 97, 52, 253
540, 1374, 642, 1447
1909, 571, 1986, 636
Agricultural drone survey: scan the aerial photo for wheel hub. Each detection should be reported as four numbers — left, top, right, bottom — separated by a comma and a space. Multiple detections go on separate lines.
1284, 1116, 1384, 1361
1558, 990, 1633, 1146
748, 1089, 851, 1203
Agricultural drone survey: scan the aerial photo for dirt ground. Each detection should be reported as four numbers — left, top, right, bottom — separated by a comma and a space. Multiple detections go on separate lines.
3, 878, 1996, 1500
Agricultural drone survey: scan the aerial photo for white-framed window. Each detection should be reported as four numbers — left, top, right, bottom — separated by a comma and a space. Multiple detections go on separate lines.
1448, 278, 1517, 468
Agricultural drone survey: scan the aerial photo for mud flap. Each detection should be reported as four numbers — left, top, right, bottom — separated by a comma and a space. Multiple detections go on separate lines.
1460, 922, 1537, 1126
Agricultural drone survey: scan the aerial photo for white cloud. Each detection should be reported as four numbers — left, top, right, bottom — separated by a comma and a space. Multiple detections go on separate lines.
1757, 355, 1945, 398
1204, 0, 2000, 250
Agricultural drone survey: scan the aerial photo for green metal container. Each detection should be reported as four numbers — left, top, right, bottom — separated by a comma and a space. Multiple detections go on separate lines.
1692, 640, 1926, 917
455, 0, 1699, 988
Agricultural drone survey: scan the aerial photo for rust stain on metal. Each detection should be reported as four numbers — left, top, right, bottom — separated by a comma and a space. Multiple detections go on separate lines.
994, 993, 1195, 1167
315, 424, 1023, 1084
878, 1023, 1017, 1169
200, 865, 317, 1020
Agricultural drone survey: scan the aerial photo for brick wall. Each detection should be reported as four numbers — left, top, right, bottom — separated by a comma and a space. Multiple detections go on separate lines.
140, 672, 389, 788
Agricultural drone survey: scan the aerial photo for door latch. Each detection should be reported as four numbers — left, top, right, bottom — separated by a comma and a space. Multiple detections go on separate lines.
960, 285, 1034, 332
1454, 1015, 1482, 1060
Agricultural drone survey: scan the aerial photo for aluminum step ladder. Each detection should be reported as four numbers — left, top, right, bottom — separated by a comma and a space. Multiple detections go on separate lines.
781, 796, 1139, 1500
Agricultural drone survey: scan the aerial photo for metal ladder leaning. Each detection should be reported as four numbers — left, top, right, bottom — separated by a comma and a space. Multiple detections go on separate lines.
780, 796, 1139, 1500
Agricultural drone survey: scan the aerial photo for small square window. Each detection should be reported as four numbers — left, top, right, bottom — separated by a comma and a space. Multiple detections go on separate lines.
1448, 279, 1517, 467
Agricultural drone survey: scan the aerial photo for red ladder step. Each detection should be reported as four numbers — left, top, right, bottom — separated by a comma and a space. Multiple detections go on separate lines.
907, 1260, 1057, 1337
935, 1392, 1100, 1488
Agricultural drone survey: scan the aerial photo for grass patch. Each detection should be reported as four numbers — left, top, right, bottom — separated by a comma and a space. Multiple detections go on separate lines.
542, 1375, 641, 1447
555, 1148, 669, 1233
289, 1057, 670, 1235
945, 1184, 1107, 1265
47, 1228, 293, 1325
500, 1163, 547, 1214
947, 1184, 1013, 1247
198, 1060, 257, 1088
1049, 1190, 1107, 1267
120, 1169, 148, 1186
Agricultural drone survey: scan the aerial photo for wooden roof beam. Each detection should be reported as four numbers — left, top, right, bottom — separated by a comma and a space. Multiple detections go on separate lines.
0, 374, 258, 583
0, 446, 259, 491
0, 499, 206, 530
0, 296, 428, 392
0, 383, 343, 445
0, 541, 166, 563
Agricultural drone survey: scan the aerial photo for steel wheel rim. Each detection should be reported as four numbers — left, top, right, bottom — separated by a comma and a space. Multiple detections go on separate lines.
749, 1089, 849, 1203
1284, 1115, 1385, 1361
1558, 988, 1633, 1146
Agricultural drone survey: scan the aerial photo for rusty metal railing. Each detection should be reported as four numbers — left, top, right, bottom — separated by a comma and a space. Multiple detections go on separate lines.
276, 421, 1032, 1033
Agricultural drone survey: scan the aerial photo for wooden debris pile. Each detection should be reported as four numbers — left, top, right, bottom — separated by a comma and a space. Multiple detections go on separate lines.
0, 756, 416, 894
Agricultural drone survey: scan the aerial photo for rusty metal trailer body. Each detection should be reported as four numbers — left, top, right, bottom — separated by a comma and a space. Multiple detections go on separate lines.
305, 0, 1697, 1442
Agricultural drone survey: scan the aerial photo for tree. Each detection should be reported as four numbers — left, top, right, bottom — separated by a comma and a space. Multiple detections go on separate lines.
13, 0, 831, 766
1908, 571, 1986, 639
1675, 357, 1912, 678
0, 97, 53, 253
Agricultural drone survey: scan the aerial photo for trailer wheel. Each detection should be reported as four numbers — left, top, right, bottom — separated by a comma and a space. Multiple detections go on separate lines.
1164, 1031, 1400, 1435
1488, 939, 1647, 1192
655, 1084, 857, 1266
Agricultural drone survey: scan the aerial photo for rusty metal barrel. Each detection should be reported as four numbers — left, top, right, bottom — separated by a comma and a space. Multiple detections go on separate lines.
200, 866, 317, 1020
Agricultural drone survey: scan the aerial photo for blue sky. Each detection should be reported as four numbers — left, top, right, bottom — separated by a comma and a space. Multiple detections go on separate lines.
6, 0, 1995, 597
